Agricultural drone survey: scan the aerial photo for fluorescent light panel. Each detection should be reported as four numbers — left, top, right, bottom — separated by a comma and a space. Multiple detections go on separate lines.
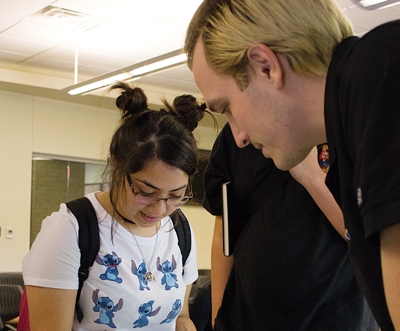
129, 54, 186, 76
64, 49, 187, 95
351, 0, 400, 9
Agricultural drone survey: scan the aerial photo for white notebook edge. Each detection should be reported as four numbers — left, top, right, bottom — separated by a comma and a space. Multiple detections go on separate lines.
222, 181, 231, 256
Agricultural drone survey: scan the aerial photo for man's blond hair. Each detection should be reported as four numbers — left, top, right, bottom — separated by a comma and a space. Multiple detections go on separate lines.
185, 0, 353, 89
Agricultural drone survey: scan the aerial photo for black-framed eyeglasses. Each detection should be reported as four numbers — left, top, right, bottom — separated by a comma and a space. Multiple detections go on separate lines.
126, 175, 193, 207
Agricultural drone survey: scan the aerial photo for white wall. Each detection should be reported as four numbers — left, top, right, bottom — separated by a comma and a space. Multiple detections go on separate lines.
180, 205, 215, 270
0, 90, 33, 272
32, 96, 119, 160
0, 88, 219, 272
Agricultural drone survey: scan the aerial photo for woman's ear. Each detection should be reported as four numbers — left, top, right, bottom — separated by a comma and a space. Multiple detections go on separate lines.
247, 44, 283, 89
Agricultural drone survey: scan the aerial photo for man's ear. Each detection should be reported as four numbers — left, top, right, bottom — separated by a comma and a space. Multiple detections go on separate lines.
247, 44, 283, 89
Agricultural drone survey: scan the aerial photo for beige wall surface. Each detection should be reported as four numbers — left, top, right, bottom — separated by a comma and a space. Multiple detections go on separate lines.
0, 90, 33, 272
32, 96, 119, 160
0, 87, 218, 272
180, 205, 215, 270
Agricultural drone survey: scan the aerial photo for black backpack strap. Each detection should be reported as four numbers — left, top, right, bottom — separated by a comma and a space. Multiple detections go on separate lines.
66, 197, 100, 323
173, 209, 191, 268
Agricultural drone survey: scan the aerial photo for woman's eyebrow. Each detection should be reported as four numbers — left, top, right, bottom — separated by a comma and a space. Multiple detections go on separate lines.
134, 178, 187, 192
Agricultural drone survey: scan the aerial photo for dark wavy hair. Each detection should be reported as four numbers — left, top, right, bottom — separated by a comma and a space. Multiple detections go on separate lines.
107, 82, 209, 210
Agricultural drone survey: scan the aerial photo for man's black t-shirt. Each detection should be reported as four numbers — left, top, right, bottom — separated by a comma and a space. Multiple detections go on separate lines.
203, 124, 377, 330
325, 20, 400, 331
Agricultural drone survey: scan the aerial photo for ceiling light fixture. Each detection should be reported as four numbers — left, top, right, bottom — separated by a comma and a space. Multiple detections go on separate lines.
64, 49, 187, 96
350, 0, 400, 10
27, 6, 105, 31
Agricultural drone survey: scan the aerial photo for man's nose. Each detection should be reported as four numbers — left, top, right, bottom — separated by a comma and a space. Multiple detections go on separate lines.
231, 126, 250, 148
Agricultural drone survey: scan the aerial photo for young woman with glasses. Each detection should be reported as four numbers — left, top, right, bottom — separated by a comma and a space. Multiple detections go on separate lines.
22, 81, 209, 331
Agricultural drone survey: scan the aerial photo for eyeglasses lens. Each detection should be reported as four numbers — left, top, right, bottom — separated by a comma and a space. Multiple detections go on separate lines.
134, 193, 191, 207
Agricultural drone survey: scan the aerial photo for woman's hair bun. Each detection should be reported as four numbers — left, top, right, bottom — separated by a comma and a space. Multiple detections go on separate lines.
111, 81, 148, 119
162, 94, 206, 132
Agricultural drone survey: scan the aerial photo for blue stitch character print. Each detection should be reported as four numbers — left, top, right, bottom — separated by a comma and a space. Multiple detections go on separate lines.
157, 255, 179, 290
160, 299, 182, 324
131, 259, 150, 291
92, 289, 123, 328
95, 251, 123, 284
133, 300, 161, 328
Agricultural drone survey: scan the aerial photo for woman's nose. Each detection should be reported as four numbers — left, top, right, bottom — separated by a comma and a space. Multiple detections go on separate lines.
147, 198, 167, 215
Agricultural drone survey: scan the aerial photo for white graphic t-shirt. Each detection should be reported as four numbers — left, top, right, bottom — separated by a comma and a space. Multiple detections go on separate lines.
23, 193, 198, 330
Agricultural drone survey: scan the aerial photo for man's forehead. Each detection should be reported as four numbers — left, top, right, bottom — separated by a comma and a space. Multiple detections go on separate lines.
192, 40, 231, 111
192, 39, 207, 76
193, 38, 206, 63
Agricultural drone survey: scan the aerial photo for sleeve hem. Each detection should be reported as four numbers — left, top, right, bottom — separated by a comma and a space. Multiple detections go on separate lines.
364, 199, 400, 239
23, 276, 78, 290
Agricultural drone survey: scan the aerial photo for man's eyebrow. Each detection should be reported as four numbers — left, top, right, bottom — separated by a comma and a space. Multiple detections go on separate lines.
134, 178, 187, 192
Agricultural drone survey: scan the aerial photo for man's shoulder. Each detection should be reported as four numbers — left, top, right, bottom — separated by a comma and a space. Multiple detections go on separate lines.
357, 19, 400, 52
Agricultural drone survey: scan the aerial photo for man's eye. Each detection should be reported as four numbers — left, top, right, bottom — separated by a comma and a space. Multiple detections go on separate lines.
221, 107, 230, 115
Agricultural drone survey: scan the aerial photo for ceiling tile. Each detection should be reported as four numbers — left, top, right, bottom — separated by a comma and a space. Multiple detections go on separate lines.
77, 64, 113, 77
0, 50, 30, 64
118, 32, 184, 63
3, 21, 79, 45
37, 45, 107, 65
149, 65, 194, 82
53, 0, 147, 19
0, 16, 20, 33
0, 1, 54, 25
164, 81, 201, 95
139, 74, 176, 87
69, 22, 130, 56
182, 76, 197, 85
344, 5, 400, 30
88, 56, 141, 71
0, 0, 399, 98
336, 0, 354, 8
0, 35, 51, 55
21, 56, 76, 73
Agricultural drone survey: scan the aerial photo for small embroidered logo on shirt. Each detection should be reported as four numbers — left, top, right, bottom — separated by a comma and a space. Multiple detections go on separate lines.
345, 229, 351, 241
357, 187, 363, 207
318, 144, 330, 173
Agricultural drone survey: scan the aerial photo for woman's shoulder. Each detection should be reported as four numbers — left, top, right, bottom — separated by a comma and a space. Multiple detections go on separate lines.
22, 202, 82, 289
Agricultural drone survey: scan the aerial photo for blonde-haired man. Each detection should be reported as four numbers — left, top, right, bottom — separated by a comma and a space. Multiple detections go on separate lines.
185, 1, 400, 331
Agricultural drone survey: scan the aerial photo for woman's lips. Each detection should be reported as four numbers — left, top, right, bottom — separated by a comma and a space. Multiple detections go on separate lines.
141, 212, 159, 223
